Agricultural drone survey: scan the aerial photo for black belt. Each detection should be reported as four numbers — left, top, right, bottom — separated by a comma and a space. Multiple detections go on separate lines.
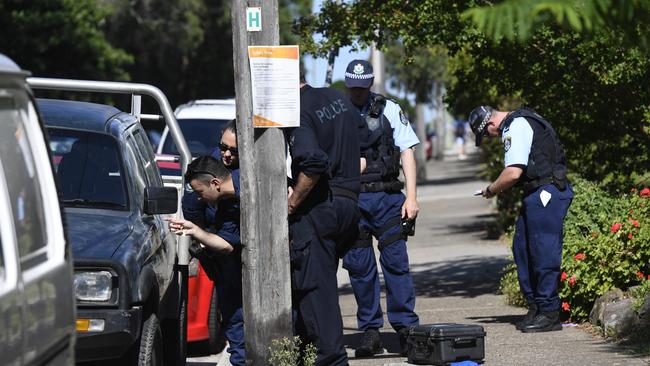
523, 176, 565, 194
360, 181, 404, 193
331, 186, 359, 201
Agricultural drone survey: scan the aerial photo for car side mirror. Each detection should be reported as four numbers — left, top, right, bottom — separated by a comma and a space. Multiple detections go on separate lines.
144, 187, 178, 215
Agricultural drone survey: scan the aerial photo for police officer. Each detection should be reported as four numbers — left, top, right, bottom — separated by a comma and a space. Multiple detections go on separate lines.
168, 155, 246, 364
287, 80, 365, 365
469, 106, 573, 333
342, 59, 420, 356
182, 119, 238, 226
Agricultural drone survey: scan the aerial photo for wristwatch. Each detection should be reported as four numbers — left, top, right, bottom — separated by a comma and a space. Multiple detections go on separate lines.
486, 185, 494, 196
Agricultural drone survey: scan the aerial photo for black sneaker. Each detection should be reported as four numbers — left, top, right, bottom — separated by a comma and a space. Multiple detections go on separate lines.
515, 304, 538, 330
521, 311, 562, 333
355, 329, 382, 358
396, 327, 410, 356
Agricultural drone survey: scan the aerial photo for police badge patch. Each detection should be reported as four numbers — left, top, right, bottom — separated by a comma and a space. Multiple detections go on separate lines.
353, 63, 365, 75
399, 111, 409, 126
504, 136, 512, 152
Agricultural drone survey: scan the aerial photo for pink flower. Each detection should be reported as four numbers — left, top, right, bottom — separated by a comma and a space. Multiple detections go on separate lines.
629, 233, 634, 240
631, 220, 640, 228
562, 302, 570, 311
561, 272, 568, 282
574, 253, 586, 261
611, 223, 622, 233
641, 188, 650, 197
637, 271, 645, 280
569, 276, 576, 287
647, 275, 650, 281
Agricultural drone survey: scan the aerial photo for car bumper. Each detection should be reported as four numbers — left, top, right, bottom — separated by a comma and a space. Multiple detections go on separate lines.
75, 307, 142, 362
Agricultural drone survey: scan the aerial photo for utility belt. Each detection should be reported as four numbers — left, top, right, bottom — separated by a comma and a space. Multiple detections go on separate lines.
330, 186, 359, 201
360, 180, 404, 193
522, 174, 567, 195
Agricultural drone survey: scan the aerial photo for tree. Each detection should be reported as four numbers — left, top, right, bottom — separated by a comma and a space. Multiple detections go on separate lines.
0, 0, 132, 80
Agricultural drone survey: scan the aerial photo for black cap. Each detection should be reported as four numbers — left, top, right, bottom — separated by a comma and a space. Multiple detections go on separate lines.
468, 106, 494, 147
344, 60, 374, 88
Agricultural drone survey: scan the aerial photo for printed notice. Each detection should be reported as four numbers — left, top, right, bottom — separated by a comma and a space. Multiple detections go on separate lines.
248, 45, 300, 128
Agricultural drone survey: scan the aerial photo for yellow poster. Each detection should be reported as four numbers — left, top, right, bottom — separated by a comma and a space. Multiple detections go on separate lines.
248, 45, 300, 128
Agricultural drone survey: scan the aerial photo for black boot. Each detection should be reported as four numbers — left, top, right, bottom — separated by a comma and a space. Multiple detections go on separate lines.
355, 329, 383, 357
515, 304, 538, 330
396, 327, 410, 356
521, 311, 562, 333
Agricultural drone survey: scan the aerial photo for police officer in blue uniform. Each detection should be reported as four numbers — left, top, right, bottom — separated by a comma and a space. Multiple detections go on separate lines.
182, 120, 238, 226
169, 156, 246, 364
469, 106, 573, 333
287, 81, 365, 365
342, 60, 420, 356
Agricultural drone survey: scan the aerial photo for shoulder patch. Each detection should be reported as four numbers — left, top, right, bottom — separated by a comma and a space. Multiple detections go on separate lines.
504, 136, 512, 152
399, 110, 409, 126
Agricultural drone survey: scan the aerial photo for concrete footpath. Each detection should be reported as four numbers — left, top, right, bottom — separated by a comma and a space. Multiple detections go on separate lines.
340, 151, 649, 366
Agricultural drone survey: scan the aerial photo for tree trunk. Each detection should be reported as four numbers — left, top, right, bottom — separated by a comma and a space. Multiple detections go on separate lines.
414, 102, 427, 183
434, 81, 445, 160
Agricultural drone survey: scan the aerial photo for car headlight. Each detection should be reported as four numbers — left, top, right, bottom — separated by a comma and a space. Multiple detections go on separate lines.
74, 271, 113, 302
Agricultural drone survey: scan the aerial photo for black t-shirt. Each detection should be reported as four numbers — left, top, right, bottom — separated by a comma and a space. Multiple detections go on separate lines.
289, 85, 369, 195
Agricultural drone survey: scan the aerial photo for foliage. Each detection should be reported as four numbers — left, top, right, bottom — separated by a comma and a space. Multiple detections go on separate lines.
463, 0, 650, 49
500, 178, 650, 321
268, 336, 316, 366
498, 262, 527, 307
630, 280, 650, 312
0, 0, 132, 80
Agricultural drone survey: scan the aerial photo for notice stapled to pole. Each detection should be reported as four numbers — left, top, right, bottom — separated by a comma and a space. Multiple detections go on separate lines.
248, 45, 300, 128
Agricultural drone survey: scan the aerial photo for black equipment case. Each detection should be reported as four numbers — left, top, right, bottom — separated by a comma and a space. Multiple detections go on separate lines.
406, 323, 486, 365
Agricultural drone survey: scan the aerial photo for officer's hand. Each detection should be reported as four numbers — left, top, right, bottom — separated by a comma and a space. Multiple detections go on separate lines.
482, 185, 496, 199
401, 197, 419, 220
166, 217, 197, 236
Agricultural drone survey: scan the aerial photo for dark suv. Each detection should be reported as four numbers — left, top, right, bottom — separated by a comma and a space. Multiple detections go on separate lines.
38, 99, 184, 365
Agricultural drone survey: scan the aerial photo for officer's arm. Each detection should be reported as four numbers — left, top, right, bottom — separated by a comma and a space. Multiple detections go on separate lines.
484, 166, 523, 198
288, 172, 321, 215
167, 218, 234, 253
401, 148, 419, 219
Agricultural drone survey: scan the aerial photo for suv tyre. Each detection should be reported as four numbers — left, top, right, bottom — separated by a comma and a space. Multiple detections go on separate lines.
208, 287, 227, 353
139, 313, 163, 366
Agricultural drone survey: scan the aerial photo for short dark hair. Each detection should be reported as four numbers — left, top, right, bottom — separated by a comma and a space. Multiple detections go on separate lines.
222, 119, 237, 136
185, 155, 230, 184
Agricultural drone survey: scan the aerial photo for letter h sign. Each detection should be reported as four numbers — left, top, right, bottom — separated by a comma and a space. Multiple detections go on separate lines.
246, 7, 262, 32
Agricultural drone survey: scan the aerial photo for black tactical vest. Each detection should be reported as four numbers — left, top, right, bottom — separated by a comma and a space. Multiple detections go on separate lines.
501, 108, 568, 193
360, 94, 403, 191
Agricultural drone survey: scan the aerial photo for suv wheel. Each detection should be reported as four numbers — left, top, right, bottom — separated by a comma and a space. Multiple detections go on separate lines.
139, 313, 163, 366
208, 286, 226, 353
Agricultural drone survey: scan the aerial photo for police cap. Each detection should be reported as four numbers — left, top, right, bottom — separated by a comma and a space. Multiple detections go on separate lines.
468, 105, 494, 147
345, 60, 374, 88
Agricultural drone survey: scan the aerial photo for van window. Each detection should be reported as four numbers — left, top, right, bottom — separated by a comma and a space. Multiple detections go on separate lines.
0, 96, 47, 269
131, 128, 162, 186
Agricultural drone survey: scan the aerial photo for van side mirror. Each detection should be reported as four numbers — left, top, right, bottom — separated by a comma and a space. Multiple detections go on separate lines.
144, 187, 178, 215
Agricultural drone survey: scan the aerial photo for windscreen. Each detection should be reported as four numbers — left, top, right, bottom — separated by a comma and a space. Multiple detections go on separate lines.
48, 128, 128, 210
161, 119, 228, 157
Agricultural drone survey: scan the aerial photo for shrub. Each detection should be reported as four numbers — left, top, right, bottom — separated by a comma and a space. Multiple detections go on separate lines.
268, 336, 317, 366
500, 178, 650, 322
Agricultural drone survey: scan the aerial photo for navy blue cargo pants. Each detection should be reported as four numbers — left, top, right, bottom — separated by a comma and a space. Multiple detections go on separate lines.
215, 255, 245, 365
290, 195, 359, 366
342, 191, 419, 331
513, 184, 573, 313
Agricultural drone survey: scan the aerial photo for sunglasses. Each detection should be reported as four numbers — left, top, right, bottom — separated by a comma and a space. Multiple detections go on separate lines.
219, 143, 238, 155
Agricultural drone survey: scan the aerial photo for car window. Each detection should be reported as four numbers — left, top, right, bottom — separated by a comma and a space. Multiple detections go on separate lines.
48, 128, 128, 210
131, 128, 163, 186
161, 119, 228, 156
125, 135, 147, 194
0, 96, 48, 269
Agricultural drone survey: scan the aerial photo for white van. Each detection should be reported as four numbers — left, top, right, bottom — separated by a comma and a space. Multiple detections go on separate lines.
0, 54, 75, 365
156, 99, 236, 176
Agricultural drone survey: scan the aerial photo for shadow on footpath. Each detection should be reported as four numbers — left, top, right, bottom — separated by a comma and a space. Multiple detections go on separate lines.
438, 213, 500, 240
338, 256, 511, 299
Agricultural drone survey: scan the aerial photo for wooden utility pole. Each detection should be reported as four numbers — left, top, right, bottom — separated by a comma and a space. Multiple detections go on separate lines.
231, 2, 292, 365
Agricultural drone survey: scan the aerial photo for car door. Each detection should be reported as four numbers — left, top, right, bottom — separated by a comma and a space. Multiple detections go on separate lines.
0, 87, 75, 365
124, 127, 173, 298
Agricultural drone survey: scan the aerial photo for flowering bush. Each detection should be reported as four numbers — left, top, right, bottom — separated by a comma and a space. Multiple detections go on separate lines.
500, 178, 650, 321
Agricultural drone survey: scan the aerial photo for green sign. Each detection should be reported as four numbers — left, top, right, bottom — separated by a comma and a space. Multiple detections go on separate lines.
246, 7, 261, 32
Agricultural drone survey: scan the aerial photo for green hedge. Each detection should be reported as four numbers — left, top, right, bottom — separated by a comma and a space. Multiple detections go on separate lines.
500, 178, 650, 321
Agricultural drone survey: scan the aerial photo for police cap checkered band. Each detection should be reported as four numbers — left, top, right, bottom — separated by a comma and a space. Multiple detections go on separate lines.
468, 106, 494, 146
345, 60, 374, 88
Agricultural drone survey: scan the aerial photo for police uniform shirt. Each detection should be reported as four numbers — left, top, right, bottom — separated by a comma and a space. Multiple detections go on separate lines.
362, 94, 420, 152
503, 117, 534, 167
290, 85, 363, 194
214, 168, 241, 247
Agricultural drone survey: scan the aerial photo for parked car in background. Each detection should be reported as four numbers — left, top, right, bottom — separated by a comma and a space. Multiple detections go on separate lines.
0, 54, 76, 365
37, 98, 184, 365
156, 99, 235, 177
